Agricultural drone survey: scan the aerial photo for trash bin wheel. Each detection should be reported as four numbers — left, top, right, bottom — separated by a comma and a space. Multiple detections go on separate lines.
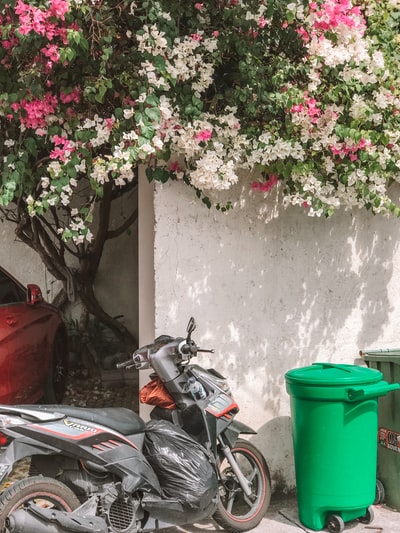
326, 514, 344, 533
358, 505, 374, 524
374, 479, 385, 505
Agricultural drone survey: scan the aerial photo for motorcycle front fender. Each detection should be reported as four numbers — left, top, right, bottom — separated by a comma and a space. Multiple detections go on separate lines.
223, 419, 257, 448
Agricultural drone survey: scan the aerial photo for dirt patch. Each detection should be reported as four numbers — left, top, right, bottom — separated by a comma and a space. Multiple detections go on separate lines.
63, 371, 139, 412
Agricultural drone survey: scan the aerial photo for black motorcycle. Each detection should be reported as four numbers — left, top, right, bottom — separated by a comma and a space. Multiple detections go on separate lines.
0, 317, 271, 533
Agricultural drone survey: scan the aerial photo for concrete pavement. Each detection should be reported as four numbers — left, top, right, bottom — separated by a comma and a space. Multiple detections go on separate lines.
162, 494, 400, 532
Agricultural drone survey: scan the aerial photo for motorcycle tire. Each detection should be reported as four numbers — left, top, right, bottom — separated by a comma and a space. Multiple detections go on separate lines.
213, 439, 272, 533
0, 476, 80, 533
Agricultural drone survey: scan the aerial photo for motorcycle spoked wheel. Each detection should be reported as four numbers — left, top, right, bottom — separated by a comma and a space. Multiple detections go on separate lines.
0, 476, 80, 533
213, 439, 272, 533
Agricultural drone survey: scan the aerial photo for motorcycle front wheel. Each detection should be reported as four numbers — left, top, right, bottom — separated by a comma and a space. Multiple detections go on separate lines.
213, 439, 272, 533
0, 476, 80, 532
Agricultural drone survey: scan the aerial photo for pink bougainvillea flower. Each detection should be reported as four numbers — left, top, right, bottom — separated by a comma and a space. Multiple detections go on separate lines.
60, 87, 81, 104
169, 161, 181, 172
105, 118, 115, 130
296, 26, 310, 43
309, 0, 365, 34
17, 93, 58, 129
41, 44, 60, 62
196, 129, 212, 141
49, 0, 69, 19
290, 104, 306, 113
50, 135, 75, 161
194, 3, 204, 10
258, 17, 268, 29
251, 174, 279, 193
15, 0, 74, 43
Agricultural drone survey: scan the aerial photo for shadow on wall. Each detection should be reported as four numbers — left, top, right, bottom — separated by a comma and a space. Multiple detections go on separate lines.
251, 416, 295, 495
154, 182, 400, 491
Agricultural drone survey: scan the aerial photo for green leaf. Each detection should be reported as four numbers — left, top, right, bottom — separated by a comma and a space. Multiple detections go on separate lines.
114, 108, 123, 119
148, 167, 170, 183
23, 137, 38, 157
144, 107, 161, 122
145, 94, 159, 106
139, 123, 155, 139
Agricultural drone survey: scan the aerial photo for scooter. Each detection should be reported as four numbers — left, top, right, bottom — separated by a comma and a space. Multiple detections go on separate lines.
0, 317, 271, 532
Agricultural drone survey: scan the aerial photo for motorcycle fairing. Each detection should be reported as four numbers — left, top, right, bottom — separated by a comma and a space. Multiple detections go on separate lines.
23, 404, 146, 436
0, 404, 65, 422
30, 418, 105, 441
0, 416, 162, 495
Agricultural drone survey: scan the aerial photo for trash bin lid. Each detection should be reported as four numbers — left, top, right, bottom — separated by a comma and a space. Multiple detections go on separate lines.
285, 362, 382, 386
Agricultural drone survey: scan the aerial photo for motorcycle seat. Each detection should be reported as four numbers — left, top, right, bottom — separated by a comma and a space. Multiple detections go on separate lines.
24, 405, 146, 435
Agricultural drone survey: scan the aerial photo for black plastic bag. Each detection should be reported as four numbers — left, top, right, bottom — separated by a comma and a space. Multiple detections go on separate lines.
144, 420, 218, 510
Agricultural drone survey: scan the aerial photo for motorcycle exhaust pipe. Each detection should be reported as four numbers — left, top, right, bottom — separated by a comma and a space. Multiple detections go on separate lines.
7, 506, 108, 533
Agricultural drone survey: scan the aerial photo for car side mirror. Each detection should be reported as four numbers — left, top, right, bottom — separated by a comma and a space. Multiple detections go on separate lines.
26, 284, 43, 305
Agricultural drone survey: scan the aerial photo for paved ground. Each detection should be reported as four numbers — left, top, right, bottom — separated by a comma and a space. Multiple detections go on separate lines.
162, 495, 400, 532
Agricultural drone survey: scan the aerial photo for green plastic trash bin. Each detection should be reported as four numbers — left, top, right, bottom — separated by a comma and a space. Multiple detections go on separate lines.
363, 349, 400, 510
285, 362, 400, 532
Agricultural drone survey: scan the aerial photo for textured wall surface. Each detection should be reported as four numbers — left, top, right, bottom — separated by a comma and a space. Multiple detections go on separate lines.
154, 180, 400, 492
0, 224, 57, 296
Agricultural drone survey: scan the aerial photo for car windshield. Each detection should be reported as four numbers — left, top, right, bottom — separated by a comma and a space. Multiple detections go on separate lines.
0, 270, 26, 305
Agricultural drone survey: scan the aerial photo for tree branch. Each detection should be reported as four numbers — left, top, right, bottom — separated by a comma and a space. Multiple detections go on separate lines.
107, 208, 138, 240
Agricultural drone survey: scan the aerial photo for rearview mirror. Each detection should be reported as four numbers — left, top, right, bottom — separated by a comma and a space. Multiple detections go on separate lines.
187, 317, 196, 335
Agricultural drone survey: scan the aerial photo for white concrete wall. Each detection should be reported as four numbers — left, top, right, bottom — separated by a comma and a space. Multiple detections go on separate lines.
153, 179, 400, 492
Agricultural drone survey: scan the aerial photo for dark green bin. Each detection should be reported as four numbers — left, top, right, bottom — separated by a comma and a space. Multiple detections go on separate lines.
363, 349, 400, 510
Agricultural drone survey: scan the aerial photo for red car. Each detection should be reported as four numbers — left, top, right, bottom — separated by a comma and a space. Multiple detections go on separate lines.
0, 266, 68, 404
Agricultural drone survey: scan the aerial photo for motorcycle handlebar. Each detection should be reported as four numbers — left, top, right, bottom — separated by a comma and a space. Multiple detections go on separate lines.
116, 336, 215, 370
178, 342, 193, 355
178, 340, 215, 358
116, 359, 136, 370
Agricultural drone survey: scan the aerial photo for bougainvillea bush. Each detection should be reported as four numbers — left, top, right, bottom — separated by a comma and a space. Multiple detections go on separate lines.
1, 0, 400, 239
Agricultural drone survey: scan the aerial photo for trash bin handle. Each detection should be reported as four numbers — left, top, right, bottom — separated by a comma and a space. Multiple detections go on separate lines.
312, 362, 353, 373
347, 382, 400, 402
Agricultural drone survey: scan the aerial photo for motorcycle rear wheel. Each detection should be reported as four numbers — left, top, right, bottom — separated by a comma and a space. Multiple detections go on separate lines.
0, 476, 80, 533
213, 439, 271, 533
